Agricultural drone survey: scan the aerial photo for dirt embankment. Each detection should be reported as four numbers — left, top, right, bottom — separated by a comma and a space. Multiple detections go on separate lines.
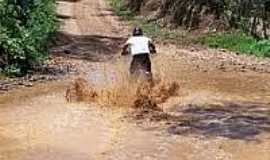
125, 0, 270, 37
125, 0, 227, 30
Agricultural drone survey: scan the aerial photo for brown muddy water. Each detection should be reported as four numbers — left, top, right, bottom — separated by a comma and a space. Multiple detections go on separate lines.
0, 57, 270, 160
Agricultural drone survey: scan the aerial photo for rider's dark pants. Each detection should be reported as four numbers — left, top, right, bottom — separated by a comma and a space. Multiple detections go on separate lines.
130, 53, 151, 75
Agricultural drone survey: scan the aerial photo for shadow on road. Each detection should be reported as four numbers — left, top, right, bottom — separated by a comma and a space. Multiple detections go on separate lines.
50, 32, 126, 62
166, 102, 270, 140
135, 101, 270, 141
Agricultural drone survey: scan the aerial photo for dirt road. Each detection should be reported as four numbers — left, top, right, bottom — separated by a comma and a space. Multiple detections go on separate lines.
0, 0, 270, 160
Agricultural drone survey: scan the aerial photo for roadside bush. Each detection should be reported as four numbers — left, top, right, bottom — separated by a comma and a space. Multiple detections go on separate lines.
0, 0, 58, 76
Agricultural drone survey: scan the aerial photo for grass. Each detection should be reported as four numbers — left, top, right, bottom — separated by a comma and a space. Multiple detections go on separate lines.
199, 32, 270, 57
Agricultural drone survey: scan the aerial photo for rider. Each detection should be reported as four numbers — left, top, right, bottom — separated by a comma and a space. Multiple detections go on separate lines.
121, 27, 156, 80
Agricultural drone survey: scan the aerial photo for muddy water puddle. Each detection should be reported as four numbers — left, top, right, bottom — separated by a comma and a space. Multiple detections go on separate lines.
0, 81, 177, 160
0, 60, 270, 160
0, 85, 111, 160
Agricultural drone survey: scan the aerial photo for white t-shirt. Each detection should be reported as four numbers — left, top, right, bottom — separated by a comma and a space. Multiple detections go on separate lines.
126, 36, 152, 55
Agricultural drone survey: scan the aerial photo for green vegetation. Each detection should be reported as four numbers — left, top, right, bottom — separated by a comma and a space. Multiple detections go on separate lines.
0, 0, 58, 76
200, 32, 270, 57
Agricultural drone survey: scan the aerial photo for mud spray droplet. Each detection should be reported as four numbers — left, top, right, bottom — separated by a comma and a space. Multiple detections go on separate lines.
66, 75, 179, 111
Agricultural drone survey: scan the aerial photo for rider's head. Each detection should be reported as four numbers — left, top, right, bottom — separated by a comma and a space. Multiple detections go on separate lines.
132, 27, 143, 36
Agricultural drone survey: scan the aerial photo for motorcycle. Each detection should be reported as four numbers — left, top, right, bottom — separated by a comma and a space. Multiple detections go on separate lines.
121, 42, 156, 82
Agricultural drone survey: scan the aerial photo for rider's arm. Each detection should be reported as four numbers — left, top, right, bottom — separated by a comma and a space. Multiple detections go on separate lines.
121, 44, 129, 55
149, 41, 157, 54
121, 38, 132, 56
